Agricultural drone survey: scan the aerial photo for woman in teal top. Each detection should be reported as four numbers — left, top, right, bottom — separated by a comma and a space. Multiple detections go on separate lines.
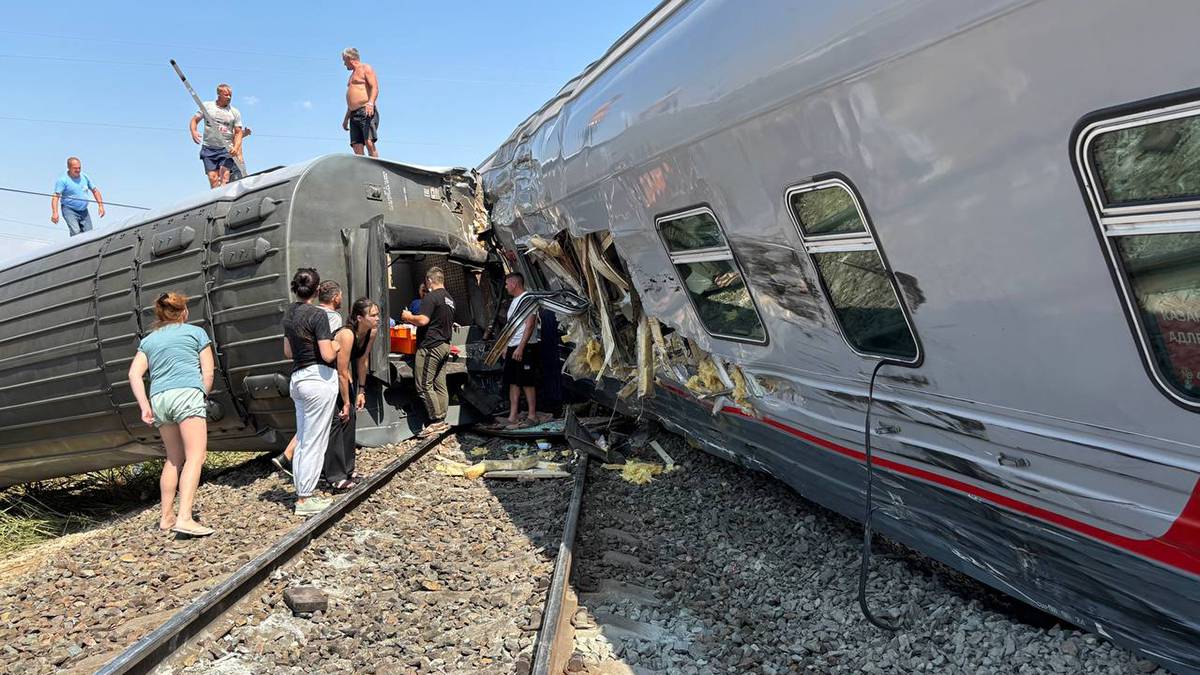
128, 292, 216, 537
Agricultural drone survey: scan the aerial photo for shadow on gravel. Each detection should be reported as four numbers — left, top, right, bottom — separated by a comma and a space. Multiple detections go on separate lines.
0, 452, 271, 562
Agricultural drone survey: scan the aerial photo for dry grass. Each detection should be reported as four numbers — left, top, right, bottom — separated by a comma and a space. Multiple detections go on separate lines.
0, 452, 266, 559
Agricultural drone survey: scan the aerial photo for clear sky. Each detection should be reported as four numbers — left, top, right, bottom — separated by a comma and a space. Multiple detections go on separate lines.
0, 1, 656, 264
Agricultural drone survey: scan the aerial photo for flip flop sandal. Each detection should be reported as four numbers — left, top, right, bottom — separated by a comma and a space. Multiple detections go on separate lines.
503, 418, 536, 430
171, 524, 214, 537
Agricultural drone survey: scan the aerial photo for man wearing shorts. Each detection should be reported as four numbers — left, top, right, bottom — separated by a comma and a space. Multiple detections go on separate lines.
189, 83, 243, 188
341, 47, 380, 157
498, 272, 542, 428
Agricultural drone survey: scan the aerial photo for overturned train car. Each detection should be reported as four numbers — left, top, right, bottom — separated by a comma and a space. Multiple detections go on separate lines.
0, 155, 504, 487
481, 0, 1200, 671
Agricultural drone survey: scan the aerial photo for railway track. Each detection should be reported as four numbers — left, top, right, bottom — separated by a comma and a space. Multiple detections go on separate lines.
87, 430, 590, 674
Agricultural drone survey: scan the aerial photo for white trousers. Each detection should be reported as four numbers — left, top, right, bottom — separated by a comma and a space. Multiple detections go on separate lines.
289, 364, 339, 498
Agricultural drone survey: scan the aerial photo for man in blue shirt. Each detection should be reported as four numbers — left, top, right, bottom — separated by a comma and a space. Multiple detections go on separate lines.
51, 157, 105, 236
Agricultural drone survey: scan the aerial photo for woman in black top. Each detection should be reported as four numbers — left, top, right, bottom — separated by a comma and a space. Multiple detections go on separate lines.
324, 297, 380, 490
281, 268, 340, 515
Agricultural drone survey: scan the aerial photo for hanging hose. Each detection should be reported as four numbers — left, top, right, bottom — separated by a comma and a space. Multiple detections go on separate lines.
857, 357, 917, 631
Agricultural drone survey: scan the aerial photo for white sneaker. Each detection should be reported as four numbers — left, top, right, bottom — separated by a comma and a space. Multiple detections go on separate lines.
295, 496, 332, 516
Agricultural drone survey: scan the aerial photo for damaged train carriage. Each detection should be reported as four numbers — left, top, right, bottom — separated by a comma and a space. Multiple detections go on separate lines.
0, 155, 506, 488
481, 0, 1200, 671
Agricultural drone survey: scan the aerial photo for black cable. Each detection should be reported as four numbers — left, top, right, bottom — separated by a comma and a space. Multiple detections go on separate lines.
857, 357, 918, 631
0, 187, 149, 210
0, 115, 472, 147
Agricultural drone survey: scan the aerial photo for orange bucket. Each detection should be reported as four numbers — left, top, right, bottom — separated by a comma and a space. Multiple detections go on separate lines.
389, 325, 417, 355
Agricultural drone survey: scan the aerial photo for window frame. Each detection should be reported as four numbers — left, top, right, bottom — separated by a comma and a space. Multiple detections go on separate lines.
1074, 93, 1200, 411
653, 205, 769, 345
784, 175, 922, 364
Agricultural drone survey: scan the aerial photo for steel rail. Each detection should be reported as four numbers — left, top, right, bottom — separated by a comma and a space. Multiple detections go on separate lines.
95, 431, 448, 675
532, 449, 590, 675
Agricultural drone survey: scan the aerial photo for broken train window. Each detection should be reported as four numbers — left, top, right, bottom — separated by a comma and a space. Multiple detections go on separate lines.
655, 207, 767, 343
786, 178, 919, 361
1077, 99, 1200, 406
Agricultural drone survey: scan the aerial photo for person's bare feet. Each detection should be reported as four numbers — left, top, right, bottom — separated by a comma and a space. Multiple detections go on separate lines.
159, 516, 175, 531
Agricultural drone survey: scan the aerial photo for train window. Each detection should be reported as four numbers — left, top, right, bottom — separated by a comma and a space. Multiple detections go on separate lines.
659, 211, 728, 252
787, 179, 919, 361
789, 185, 867, 237
655, 208, 767, 343
1090, 115, 1200, 207
1078, 101, 1200, 407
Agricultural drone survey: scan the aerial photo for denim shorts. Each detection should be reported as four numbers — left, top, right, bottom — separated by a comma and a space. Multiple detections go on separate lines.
199, 145, 236, 173
151, 388, 207, 426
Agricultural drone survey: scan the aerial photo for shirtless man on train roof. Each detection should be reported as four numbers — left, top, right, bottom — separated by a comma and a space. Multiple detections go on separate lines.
341, 48, 380, 158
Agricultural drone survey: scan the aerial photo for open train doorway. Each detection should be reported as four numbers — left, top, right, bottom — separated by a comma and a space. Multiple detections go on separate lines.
355, 244, 506, 445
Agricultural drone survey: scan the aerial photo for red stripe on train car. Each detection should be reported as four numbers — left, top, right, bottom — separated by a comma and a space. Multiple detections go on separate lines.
658, 382, 1200, 576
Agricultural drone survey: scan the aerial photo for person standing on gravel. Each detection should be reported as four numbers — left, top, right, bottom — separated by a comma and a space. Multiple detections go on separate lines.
271, 280, 344, 478
127, 292, 215, 537
498, 272, 545, 429
282, 268, 341, 516
400, 266, 455, 438
324, 297, 380, 489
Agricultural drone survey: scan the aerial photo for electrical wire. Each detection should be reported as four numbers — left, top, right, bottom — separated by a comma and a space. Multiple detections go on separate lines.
0, 31, 328, 62
0, 231, 54, 245
0, 215, 72, 233
0, 54, 558, 87
0, 187, 148, 210
0, 115, 473, 147
858, 357, 917, 631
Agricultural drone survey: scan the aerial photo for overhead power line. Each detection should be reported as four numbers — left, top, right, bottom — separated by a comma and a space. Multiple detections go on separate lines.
0, 115, 474, 147
0, 215, 72, 233
0, 30, 327, 62
0, 231, 55, 245
0, 187, 149, 210
0, 54, 558, 87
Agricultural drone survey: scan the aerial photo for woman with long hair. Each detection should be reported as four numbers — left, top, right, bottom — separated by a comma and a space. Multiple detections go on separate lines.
282, 268, 340, 515
127, 292, 215, 537
324, 297, 380, 490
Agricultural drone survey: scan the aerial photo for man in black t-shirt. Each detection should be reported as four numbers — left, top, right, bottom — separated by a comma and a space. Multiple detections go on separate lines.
400, 266, 456, 437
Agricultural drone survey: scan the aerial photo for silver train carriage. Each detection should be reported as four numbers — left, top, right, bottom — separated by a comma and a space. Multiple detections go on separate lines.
481, 0, 1200, 671
0, 155, 506, 488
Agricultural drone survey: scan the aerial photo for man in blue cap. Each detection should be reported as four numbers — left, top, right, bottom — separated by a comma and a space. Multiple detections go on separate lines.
50, 157, 105, 236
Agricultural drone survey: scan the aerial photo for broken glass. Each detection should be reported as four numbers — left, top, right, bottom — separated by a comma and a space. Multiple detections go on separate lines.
660, 212, 728, 252
1091, 115, 1200, 206
675, 259, 766, 341
812, 250, 917, 359
790, 185, 866, 237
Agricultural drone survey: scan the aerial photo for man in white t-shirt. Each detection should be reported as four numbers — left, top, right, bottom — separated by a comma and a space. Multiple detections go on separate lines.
498, 272, 543, 428
188, 83, 243, 188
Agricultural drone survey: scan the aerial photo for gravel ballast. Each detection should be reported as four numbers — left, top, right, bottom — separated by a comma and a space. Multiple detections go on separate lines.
567, 429, 1166, 675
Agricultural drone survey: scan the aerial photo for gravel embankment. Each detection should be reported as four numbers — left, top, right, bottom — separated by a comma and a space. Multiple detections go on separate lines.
0, 444, 410, 674
177, 433, 574, 674
567, 430, 1166, 675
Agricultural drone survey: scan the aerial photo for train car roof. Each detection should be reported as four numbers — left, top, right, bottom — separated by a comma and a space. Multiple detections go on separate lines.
478, 0, 688, 173
2, 154, 459, 272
